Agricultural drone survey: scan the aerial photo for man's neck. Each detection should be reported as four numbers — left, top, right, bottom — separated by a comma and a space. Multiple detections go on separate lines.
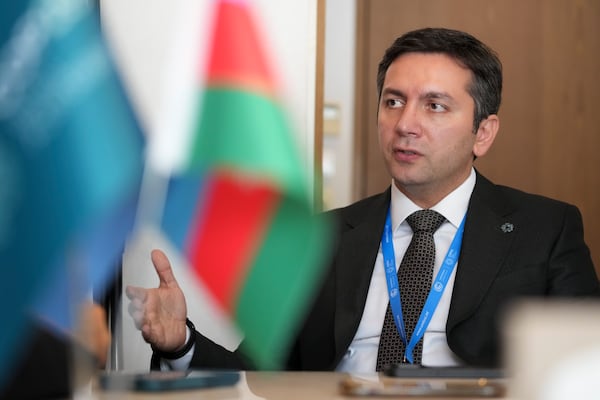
393, 169, 475, 209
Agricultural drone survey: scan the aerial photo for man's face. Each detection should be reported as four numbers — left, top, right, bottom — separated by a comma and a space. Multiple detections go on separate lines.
377, 52, 496, 207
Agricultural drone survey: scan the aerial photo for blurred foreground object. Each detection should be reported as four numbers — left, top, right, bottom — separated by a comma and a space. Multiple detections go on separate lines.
0, 0, 144, 395
151, 0, 331, 369
504, 300, 600, 400
1, 303, 111, 400
74, 303, 111, 368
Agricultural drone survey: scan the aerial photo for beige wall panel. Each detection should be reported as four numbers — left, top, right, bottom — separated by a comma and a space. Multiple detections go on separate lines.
355, 0, 600, 273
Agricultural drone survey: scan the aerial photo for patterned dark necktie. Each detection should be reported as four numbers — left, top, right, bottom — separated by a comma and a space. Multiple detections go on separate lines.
376, 209, 446, 371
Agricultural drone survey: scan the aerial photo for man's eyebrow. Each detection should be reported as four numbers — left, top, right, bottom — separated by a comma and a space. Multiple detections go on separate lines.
381, 88, 455, 102
381, 87, 406, 97
422, 91, 454, 102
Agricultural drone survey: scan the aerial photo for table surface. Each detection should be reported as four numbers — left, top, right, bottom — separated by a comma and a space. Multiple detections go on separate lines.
93, 371, 509, 399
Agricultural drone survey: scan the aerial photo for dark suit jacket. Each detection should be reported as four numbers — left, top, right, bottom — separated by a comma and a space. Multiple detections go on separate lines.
171, 172, 599, 371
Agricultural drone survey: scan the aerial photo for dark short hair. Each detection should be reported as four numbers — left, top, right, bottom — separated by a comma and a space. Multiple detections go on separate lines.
377, 27, 502, 132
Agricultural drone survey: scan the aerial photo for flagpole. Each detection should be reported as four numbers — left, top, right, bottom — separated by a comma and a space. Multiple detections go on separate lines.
107, 256, 123, 371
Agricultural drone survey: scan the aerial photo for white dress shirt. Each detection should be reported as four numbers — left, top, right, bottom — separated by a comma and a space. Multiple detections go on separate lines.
336, 169, 476, 373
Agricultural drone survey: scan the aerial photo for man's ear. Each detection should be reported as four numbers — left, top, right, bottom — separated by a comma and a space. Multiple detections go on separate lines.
473, 114, 499, 158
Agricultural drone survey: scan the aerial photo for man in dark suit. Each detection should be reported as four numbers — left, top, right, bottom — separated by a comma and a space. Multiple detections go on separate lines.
126, 27, 599, 372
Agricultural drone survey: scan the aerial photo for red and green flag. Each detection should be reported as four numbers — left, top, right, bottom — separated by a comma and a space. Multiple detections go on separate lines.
160, 0, 331, 369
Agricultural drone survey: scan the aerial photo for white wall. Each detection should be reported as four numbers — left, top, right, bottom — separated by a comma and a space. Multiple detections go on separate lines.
323, 0, 356, 209
99, 0, 319, 371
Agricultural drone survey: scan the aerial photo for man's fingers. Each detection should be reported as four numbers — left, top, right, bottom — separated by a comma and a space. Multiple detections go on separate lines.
140, 323, 154, 344
125, 285, 147, 302
151, 249, 179, 289
130, 311, 146, 331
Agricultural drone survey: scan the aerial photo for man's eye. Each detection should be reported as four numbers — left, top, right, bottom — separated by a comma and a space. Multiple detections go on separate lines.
428, 103, 446, 112
386, 99, 403, 108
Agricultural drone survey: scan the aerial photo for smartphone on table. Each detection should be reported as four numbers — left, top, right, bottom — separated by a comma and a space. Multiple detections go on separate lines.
99, 369, 240, 392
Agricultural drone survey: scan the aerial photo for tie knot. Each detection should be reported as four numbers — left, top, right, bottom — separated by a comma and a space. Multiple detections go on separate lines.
406, 209, 446, 233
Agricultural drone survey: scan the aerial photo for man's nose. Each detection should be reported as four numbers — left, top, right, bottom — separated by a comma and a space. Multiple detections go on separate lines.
394, 104, 421, 136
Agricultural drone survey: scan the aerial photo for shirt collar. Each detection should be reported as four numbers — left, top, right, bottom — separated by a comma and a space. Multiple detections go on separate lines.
390, 168, 476, 231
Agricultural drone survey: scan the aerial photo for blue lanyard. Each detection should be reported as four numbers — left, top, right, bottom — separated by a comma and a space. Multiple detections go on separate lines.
381, 208, 466, 363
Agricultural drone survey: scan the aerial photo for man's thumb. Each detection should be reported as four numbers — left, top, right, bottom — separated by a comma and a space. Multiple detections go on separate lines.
151, 249, 179, 288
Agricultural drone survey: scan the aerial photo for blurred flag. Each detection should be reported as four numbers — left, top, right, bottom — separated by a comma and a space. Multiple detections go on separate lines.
157, 0, 331, 369
0, 0, 144, 387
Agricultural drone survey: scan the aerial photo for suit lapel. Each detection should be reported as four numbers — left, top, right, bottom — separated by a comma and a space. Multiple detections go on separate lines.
332, 190, 390, 362
447, 173, 517, 330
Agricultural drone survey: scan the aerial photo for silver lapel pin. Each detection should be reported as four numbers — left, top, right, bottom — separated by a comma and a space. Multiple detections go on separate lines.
500, 222, 514, 233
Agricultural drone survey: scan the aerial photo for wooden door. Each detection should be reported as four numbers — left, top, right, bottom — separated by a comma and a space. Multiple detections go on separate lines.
354, 0, 600, 274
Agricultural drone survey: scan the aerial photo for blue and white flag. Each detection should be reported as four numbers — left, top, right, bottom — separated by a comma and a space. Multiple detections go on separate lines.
0, 0, 144, 388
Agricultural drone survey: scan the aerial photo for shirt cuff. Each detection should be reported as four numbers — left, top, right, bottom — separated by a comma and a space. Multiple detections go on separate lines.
159, 325, 195, 371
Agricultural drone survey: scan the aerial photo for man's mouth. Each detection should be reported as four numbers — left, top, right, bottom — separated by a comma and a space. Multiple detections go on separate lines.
393, 147, 421, 162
